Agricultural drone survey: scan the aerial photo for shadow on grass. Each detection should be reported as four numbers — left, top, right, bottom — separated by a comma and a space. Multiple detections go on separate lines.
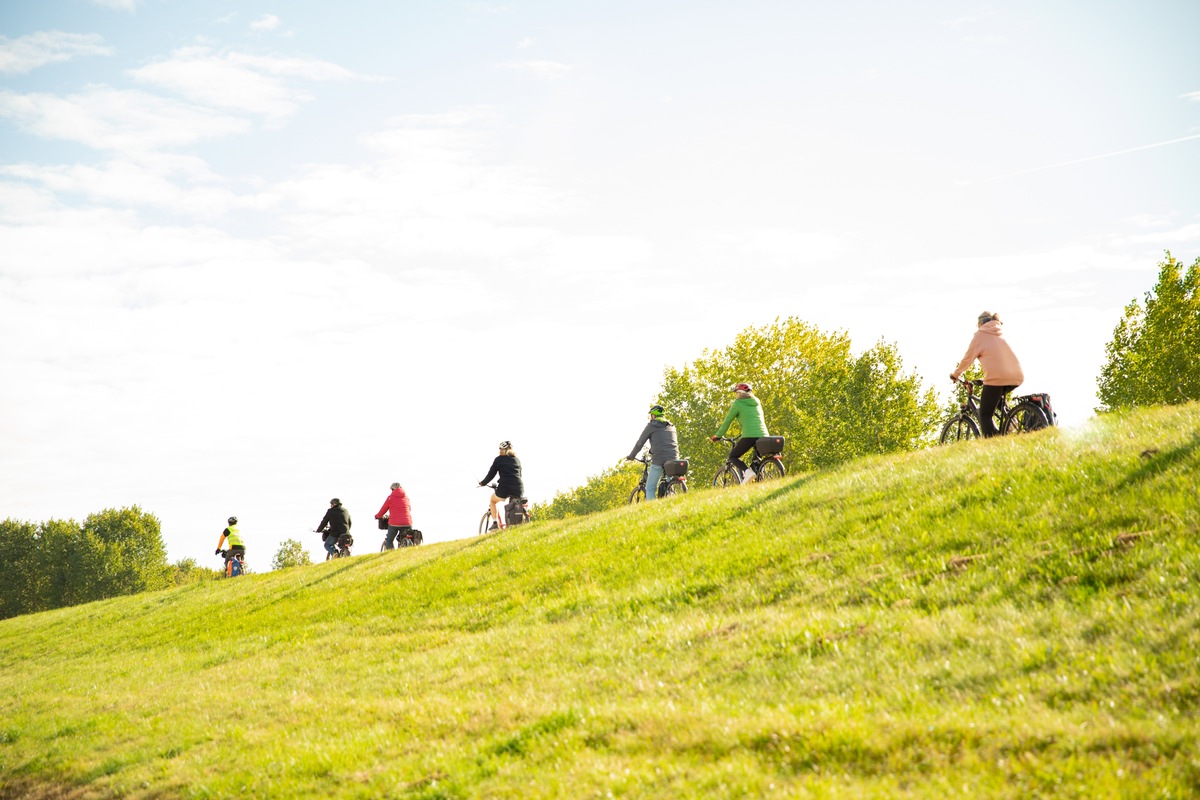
1114, 432, 1200, 490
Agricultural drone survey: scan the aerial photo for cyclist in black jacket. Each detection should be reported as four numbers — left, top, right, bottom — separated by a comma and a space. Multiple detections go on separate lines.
479, 441, 524, 530
317, 498, 352, 558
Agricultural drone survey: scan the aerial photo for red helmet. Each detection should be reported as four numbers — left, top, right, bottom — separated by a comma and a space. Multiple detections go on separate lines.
733, 382, 752, 392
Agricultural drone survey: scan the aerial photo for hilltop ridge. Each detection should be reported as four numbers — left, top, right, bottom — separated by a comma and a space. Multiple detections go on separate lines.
2, 403, 1198, 799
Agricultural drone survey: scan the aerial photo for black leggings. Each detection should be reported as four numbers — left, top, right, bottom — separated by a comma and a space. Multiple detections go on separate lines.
979, 385, 1017, 438
728, 437, 759, 468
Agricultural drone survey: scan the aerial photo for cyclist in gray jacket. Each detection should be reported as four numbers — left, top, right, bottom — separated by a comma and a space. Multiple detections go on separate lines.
625, 404, 680, 500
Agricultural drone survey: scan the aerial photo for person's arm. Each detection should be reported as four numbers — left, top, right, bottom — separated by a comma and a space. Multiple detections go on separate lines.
215, 528, 228, 554
479, 458, 500, 486
714, 404, 738, 438
627, 425, 652, 460
951, 332, 983, 380
317, 510, 331, 533
346, 511, 352, 530
375, 499, 389, 519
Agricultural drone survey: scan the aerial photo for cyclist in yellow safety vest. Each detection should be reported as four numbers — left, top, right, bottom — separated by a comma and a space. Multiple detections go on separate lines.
215, 516, 246, 566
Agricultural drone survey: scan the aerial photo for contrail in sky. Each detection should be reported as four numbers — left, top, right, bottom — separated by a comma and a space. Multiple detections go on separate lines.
985, 133, 1200, 181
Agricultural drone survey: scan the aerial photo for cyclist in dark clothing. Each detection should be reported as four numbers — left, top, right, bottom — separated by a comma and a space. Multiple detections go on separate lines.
316, 498, 352, 558
479, 440, 524, 530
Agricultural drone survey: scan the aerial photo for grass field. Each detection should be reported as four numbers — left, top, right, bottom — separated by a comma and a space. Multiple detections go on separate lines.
2, 403, 1199, 799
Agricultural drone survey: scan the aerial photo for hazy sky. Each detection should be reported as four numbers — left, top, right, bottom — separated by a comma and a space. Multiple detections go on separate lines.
2, 1, 1198, 566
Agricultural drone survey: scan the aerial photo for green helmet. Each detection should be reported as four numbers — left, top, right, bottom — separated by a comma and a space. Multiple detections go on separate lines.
649, 404, 665, 418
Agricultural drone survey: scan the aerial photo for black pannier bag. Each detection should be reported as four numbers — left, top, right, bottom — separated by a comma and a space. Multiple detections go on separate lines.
755, 436, 785, 456
1023, 393, 1058, 426
664, 460, 689, 477
337, 533, 354, 548
408, 529, 423, 545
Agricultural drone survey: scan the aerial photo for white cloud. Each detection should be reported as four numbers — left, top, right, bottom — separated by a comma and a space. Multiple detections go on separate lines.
0, 31, 113, 75
250, 14, 282, 32
1181, 90, 1200, 102
517, 37, 535, 49
0, 87, 250, 151
493, 59, 574, 79
128, 46, 367, 120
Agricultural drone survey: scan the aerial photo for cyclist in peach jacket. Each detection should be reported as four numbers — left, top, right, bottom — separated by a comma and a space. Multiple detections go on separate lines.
950, 311, 1025, 438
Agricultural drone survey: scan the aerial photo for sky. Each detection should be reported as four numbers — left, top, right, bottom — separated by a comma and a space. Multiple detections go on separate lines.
2, 0, 1198, 567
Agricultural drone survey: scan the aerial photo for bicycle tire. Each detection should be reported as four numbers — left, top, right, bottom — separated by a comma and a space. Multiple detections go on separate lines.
712, 462, 741, 488
660, 478, 687, 497
938, 414, 981, 444
757, 458, 785, 482
628, 484, 645, 504
478, 511, 492, 536
1003, 401, 1050, 435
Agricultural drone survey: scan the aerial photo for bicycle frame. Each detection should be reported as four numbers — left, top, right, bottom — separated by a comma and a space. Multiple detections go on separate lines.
713, 437, 781, 479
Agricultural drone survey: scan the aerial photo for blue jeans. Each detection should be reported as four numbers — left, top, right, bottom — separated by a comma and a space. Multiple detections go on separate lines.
323, 537, 338, 557
645, 462, 664, 500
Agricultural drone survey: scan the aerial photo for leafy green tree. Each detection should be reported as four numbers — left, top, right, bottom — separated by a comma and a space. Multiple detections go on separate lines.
538, 317, 941, 520
1098, 252, 1200, 410
0, 507, 171, 620
271, 539, 313, 570
660, 317, 940, 483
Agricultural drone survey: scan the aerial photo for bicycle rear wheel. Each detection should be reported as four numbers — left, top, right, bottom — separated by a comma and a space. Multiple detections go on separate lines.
757, 458, 785, 481
712, 462, 740, 488
939, 414, 980, 444
660, 478, 686, 497
1003, 401, 1050, 435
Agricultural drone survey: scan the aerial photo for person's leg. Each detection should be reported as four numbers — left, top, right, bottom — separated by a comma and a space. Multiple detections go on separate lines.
490, 493, 502, 527
645, 462, 664, 500
729, 438, 757, 473
385, 525, 400, 549
978, 386, 1014, 437
323, 537, 338, 557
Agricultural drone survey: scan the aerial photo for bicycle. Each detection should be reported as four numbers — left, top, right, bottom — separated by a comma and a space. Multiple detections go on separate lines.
939, 378, 1053, 443
321, 532, 353, 560
711, 436, 786, 487
627, 455, 688, 504
379, 527, 423, 551
217, 549, 246, 577
478, 484, 532, 535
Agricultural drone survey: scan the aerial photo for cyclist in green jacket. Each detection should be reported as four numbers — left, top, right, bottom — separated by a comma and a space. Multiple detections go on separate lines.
710, 382, 769, 480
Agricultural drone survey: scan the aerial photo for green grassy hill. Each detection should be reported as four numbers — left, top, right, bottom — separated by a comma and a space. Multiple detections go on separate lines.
2, 404, 1198, 799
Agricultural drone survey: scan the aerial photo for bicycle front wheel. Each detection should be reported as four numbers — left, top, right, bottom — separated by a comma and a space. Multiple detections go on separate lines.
478, 512, 492, 536
757, 458, 785, 481
628, 484, 645, 504
712, 463, 740, 488
939, 414, 980, 444
1004, 401, 1050, 435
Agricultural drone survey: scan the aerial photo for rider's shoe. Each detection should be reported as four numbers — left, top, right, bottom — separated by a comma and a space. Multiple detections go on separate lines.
489, 521, 499, 531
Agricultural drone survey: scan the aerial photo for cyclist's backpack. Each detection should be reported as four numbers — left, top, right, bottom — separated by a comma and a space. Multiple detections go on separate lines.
1023, 393, 1058, 427
755, 436, 785, 456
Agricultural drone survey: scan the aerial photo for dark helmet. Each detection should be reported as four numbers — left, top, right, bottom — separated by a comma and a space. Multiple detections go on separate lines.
330, 498, 341, 506
227, 516, 238, 525
649, 404, 665, 417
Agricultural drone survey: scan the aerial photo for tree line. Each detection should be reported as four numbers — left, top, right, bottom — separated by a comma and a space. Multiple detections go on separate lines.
0, 506, 221, 620
538, 251, 1200, 519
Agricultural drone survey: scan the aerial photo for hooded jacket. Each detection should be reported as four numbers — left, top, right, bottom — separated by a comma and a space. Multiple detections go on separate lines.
715, 395, 769, 438
375, 487, 413, 527
627, 418, 681, 465
952, 320, 1024, 387
318, 505, 352, 539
